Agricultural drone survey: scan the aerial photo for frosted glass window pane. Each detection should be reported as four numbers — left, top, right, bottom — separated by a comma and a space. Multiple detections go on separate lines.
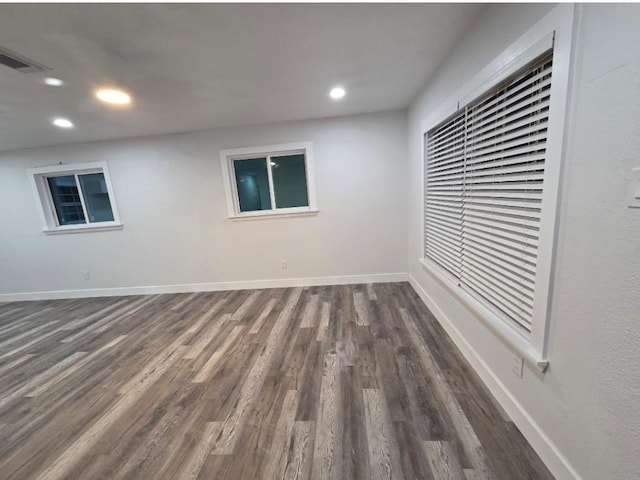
234, 158, 272, 212
271, 154, 309, 209
79, 173, 115, 222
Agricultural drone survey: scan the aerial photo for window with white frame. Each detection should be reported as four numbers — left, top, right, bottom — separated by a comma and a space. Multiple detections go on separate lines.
420, 4, 575, 371
29, 162, 122, 234
219, 142, 317, 219
425, 51, 552, 334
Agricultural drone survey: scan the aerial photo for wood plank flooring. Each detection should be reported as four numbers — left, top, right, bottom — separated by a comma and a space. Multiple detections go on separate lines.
0, 283, 554, 480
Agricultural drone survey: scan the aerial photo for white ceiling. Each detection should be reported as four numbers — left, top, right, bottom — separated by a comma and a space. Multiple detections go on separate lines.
0, 4, 485, 152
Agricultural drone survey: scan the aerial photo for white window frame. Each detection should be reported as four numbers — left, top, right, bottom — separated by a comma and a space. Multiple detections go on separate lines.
219, 142, 318, 220
419, 4, 576, 371
28, 161, 123, 235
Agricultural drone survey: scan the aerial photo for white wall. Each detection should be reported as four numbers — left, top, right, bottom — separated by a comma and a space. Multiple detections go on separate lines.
2, 5, 639, 478
0, 110, 408, 296
408, 4, 640, 480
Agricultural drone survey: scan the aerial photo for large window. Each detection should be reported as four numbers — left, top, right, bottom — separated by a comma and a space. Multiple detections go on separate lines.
29, 162, 122, 234
425, 51, 552, 334
420, 8, 575, 371
220, 142, 317, 219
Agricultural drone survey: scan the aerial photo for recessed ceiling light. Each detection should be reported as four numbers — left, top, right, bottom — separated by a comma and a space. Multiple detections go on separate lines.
52, 118, 74, 129
43, 77, 64, 86
329, 87, 346, 100
95, 88, 131, 106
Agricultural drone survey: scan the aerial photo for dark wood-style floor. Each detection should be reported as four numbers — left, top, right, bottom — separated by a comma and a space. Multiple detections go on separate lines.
0, 283, 553, 480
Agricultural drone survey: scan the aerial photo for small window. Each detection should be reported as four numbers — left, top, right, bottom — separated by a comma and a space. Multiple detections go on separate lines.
28, 162, 122, 234
220, 142, 317, 219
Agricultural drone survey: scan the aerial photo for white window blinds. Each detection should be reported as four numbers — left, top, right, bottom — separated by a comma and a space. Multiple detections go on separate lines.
424, 51, 553, 333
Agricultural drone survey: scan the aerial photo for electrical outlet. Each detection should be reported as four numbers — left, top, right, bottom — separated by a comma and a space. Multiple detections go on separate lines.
281, 260, 287, 270
511, 353, 524, 378
84, 271, 90, 281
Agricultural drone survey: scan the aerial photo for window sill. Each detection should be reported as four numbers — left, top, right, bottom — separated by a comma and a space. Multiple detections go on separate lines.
43, 223, 124, 235
418, 258, 549, 373
228, 208, 319, 221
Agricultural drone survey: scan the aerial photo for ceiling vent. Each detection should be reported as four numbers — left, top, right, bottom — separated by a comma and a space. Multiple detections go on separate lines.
0, 47, 49, 74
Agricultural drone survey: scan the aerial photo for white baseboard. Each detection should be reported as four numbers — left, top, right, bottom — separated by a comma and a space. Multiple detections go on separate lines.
0, 272, 408, 302
408, 274, 581, 480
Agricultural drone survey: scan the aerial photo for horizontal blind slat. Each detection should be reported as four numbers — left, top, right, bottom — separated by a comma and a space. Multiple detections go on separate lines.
460, 267, 534, 320
427, 134, 465, 158
425, 245, 462, 275
468, 89, 551, 135
426, 198, 465, 209
466, 108, 549, 147
426, 212, 464, 227
463, 217, 540, 245
460, 231, 537, 267
464, 201, 541, 218
464, 190, 543, 201
464, 196, 541, 209
462, 276, 533, 331
469, 58, 551, 117
462, 229, 538, 260
463, 219, 540, 247
425, 229, 463, 249
467, 69, 552, 124
426, 217, 464, 237
462, 268, 535, 316
427, 143, 465, 164
463, 256, 535, 300
465, 144, 547, 165
464, 172, 545, 185
464, 182, 543, 192
467, 118, 548, 154
427, 237, 461, 262
428, 165, 465, 178
466, 131, 548, 160
427, 114, 465, 144
465, 157, 545, 175
426, 204, 464, 216
464, 244, 537, 284
426, 254, 462, 279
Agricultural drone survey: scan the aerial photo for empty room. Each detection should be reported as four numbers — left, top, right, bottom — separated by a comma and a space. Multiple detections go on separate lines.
0, 3, 638, 480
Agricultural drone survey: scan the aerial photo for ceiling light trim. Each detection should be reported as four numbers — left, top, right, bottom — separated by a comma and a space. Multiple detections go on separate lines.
95, 88, 132, 106
329, 86, 346, 100
51, 118, 74, 129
